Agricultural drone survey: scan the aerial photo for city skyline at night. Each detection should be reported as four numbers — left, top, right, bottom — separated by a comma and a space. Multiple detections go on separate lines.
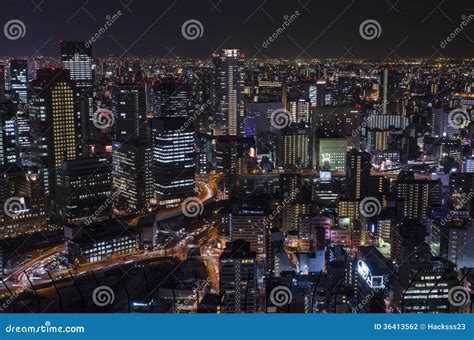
0, 0, 474, 325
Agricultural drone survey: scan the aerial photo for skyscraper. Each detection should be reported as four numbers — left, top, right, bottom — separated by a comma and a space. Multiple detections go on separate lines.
112, 141, 153, 213
60, 41, 94, 139
29, 67, 82, 199
9, 59, 29, 150
0, 101, 17, 165
112, 83, 150, 142
151, 117, 195, 208
152, 78, 191, 118
213, 49, 245, 136
219, 240, 257, 313
345, 148, 371, 200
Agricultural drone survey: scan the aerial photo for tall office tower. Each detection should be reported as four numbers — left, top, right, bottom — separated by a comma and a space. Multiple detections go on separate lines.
112, 83, 150, 142
345, 148, 371, 200
213, 49, 245, 136
57, 157, 112, 223
29, 68, 82, 199
279, 174, 302, 202
152, 78, 191, 118
0, 166, 47, 238
60, 41, 93, 84
0, 65, 5, 100
379, 67, 404, 115
219, 240, 257, 313
112, 141, 153, 213
196, 133, 212, 175
0, 101, 17, 165
60, 41, 93, 139
390, 219, 430, 267
9, 59, 29, 150
395, 260, 458, 313
395, 176, 442, 221
288, 99, 311, 123
278, 122, 310, 169
151, 117, 195, 208
230, 204, 267, 258
445, 219, 474, 269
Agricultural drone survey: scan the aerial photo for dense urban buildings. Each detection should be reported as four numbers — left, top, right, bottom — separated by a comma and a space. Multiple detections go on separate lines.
0, 1, 473, 317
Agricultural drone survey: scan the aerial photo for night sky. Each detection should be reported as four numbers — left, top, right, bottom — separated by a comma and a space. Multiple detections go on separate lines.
1, 0, 473, 59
